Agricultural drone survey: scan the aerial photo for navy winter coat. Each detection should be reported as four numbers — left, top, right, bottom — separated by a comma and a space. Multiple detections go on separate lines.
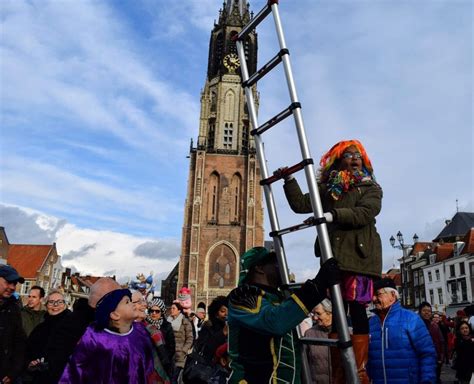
367, 301, 436, 384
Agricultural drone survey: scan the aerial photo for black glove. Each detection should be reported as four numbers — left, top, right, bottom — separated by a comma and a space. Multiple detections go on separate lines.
273, 167, 293, 181
292, 259, 340, 312
312, 258, 340, 293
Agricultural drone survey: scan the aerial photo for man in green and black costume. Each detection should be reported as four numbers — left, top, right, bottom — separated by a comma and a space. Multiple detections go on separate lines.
228, 247, 340, 384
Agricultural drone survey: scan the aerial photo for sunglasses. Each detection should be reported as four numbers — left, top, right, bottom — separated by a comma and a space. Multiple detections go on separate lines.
342, 152, 362, 160
149, 309, 161, 314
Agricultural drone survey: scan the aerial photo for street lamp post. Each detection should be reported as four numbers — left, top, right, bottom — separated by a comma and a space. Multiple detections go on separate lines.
389, 231, 418, 307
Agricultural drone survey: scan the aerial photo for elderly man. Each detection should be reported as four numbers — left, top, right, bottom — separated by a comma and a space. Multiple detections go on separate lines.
0, 264, 27, 384
227, 247, 340, 384
367, 278, 436, 384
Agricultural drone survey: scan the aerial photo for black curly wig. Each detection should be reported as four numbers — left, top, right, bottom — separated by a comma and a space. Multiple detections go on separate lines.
208, 295, 228, 321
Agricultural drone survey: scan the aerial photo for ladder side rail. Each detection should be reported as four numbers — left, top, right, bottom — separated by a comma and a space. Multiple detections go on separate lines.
236, 40, 291, 286
270, 4, 360, 383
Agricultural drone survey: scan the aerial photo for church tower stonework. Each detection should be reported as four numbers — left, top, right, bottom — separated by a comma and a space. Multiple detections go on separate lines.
178, 0, 264, 307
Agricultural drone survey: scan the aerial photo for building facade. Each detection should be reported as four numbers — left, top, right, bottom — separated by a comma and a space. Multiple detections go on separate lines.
0, 227, 10, 264
423, 231, 474, 316
7, 243, 63, 299
60, 268, 114, 307
394, 212, 474, 312
177, 0, 264, 308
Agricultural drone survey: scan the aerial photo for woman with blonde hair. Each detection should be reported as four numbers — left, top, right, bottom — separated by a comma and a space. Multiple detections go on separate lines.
26, 290, 71, 383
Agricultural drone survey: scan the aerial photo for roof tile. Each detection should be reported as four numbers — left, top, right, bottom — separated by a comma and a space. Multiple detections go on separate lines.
436, 243, 454, 262
7, 244, 53, 278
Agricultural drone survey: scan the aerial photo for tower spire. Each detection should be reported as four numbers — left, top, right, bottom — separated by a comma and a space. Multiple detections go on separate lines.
225, 0, 250, 16
218, 0, 251, 27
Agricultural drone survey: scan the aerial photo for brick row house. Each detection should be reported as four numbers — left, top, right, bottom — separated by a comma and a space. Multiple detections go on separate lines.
396, 212, 474, 315
0, 226, 63, 300
423, 228, 474, 316
60, 268, 114, 306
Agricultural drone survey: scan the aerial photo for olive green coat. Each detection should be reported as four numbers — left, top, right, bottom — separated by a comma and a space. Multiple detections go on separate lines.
283, 178, 382, 277
21, 306, 46, 337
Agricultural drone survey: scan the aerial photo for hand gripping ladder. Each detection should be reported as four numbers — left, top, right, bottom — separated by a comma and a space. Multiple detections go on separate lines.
234, 1, 359, 383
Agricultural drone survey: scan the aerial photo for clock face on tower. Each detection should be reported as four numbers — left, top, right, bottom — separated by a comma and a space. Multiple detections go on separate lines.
223, 53, 240, 73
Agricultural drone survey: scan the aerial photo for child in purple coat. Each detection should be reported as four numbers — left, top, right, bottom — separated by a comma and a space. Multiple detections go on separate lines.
60, 288, 169, 384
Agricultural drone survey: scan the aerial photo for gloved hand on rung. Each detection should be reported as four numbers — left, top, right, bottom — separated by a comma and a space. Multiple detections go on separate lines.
273, 166, 293, 181
323, 212, 333, 223
312, 258, 340, 293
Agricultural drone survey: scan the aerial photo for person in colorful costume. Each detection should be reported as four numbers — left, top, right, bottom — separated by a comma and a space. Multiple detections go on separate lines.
227, 247, 340, 384
367, 278, 436, 384
59, 288, 169, 384
279, 139, 382, 383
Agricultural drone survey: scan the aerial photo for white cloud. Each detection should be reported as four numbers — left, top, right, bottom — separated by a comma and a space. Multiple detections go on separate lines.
0, 204, 179, 286
1, 156, 183, 234
56, 224, 179, 280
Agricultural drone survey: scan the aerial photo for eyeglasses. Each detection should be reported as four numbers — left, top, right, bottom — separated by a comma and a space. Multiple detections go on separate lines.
132, 299, 146, 305
342, 152, 362, 160
149, 309, 161, 314
374, 290, 388, 298
47, 300, 65, 306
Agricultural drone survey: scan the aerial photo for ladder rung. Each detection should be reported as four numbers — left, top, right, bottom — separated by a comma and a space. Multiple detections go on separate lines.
260, 158, 313, 186
281, 282, 303, 290
234, 0, 278, 41
252, 101, 300, 136
269, 216, 317, 237
300, 337, 339, 347
243, 48, 289, 88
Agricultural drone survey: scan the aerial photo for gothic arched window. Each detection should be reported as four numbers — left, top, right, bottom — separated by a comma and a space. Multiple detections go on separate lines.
211, 90, 217, 112
208, 244, 236, 288
208, 119, 215, 150
224, 90, 235, 121
229, 31, 238, 54
207, 172, 219, 223
230, 173, 241, 223
213, 33, 224, 75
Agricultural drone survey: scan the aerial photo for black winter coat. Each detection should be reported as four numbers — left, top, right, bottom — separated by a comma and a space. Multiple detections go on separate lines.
195, 318, 227, 362
161, 317, 176, 363
26, 309, 72, 384
46, 298, 94, 383
0, 297, 26, 381
454, 336, 474, 381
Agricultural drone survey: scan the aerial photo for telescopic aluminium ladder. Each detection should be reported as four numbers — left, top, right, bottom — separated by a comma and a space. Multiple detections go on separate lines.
234, 1, 359, 383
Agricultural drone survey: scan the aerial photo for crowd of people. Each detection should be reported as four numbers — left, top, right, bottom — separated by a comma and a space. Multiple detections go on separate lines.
1, 262, 473, 384
0, 264, 237, 384
1, 139, 473, 384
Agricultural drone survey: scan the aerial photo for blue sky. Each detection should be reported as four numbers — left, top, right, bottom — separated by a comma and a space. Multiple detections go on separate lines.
1, 0, 472, 287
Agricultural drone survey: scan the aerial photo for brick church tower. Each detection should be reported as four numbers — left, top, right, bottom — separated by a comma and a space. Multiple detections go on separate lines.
177, 0, 264, 307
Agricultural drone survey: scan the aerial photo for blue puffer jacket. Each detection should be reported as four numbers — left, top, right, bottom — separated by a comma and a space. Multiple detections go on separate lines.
367, 301, 436, 384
